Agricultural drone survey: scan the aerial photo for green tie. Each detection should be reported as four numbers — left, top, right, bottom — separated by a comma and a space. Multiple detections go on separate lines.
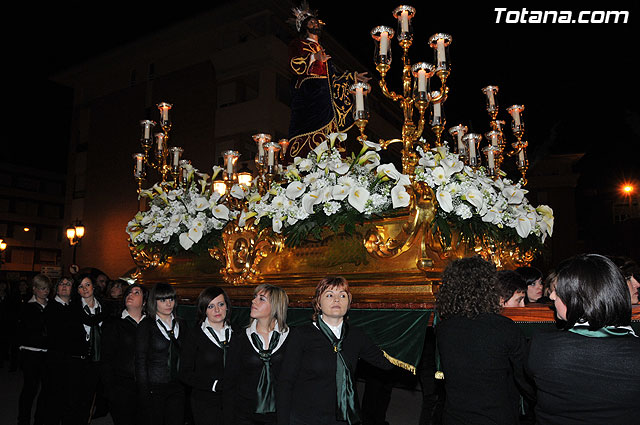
157, 319, 180, 380
316, 317, 360, 425
207, 326, 230, 366
250, 331, 280, 414
84, 305, 101, 362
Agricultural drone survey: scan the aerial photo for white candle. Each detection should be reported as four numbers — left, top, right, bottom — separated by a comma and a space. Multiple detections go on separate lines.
518, 149, 525, 166
173, 151, 180, 167
156, 134, 164, 151
143, 123, 150, 140
379, 31, 389, 56
417, 69, 427, 93
355, 87, 365, 112
512, 110, 521, 127
487, 90, 495, 107
258, 140, 265, 160
401, 10, 409, 33
487, 149, 495, 170
227, 156, 234, 175
457, 134, 465, 153
433, 102, 442, 123
436, 39, 446, 64
468, 138, 476, 160
268, 148, 275, 166
161, 107, 169, 122
136, 157, 143, 174
491, 133, 498, 147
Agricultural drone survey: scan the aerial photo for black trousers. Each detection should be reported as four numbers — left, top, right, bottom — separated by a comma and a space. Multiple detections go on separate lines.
18, 350, 48, 425
142, 381, 185, 425
106, 377, 140, 425
190, 389, 223, 425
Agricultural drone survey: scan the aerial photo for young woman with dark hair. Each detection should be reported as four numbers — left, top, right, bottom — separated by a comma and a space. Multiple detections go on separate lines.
101, 283, 147, 425
135, 282, 188, 425
496, 269, 528, 308
180, 286, 233, 425
435, 256, 534, 424
224, 284, 289, 425
277, 277, 393, 425
514, 266, 545, 303
528, 254, 640, 424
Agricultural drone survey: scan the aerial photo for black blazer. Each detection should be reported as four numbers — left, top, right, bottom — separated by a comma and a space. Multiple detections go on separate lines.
528, 329, 640, 424
17, 301, 48, 350
135, 316, 187, 393
101, 313, 141, 387
276, 322, 393, 425
223, 328, 289, 424
179, 324, 232, 399
435, 313, 534, 425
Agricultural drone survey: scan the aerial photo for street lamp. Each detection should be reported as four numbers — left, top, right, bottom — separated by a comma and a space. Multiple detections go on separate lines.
0, 238, 6, 267
66, 221, 85, 264
621, 183, 635, 208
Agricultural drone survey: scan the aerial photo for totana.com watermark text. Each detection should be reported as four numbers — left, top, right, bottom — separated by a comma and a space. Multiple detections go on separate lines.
494, 8, 629, 24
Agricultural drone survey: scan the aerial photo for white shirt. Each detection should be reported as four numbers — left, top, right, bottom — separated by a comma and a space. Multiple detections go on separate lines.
156, 314, 179, 340
54, 295, 70, 306
314, 315, 344, 339
122, 309, 145, 323
246, 319, 289, 354
81, 298, 103, 341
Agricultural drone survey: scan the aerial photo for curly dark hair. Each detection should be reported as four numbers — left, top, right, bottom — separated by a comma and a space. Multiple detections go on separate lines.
436, 256, 501, 320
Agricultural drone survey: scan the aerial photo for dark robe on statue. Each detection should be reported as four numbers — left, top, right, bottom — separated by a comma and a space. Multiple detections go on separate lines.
288, 37, 357, 159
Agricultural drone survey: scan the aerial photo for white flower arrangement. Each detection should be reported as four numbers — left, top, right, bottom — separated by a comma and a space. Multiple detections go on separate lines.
414, 144, 554, 245
244, 133, 412, 245
126, 163, 241, 255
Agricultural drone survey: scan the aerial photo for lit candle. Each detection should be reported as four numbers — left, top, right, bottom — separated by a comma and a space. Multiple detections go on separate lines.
258, 140, 265, 161
487, 90, 495, 107
161, 107, 169, 122
468, 137, 476, 160
156, 133, 164, 151
436, 38, 446, 65
134, 154, 143, 175
268, 148, 275, 166
457, 133, 465, 153
417, 69, 427, 93
355, 87, 365, 112
487, 149, 495, 170
379, 31, 389, 56
227, 156, 234, 175
491, 132, 498, 147
513, 111, 521, 127
433, 102, 442, 123
518, 148, 525, 166
172, 149, 181, 167
401, 10, 409, 33
143, 122, 151, 139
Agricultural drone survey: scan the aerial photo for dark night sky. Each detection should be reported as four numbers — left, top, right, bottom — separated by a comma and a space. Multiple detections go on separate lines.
9, 1, 639, 255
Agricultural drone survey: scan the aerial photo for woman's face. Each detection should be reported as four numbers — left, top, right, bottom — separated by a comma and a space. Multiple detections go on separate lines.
250, 290, 272, 321
33, 283, 50, 302
110, 282, 124, 298
502, 290, 526, 308
206, 294, 227, 326
527, 278, 543, 302
57, 279, 72, 298
319, 285, 350, 320
549, 288, 567, 321
77, 278, 94, 299
627, 276, 639, 305
125, 287, 144, 310
156, 297, 175, 316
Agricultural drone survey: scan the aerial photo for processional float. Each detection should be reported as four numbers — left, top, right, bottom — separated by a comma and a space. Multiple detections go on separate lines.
126, 5, 552, 305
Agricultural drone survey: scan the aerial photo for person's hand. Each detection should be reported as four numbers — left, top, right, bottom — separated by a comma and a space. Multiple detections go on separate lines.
318, 49, 331, 62
356, 72, 371, 83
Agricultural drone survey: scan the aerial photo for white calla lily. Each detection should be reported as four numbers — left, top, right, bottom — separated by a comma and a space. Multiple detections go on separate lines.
285, 181, 307, 199
436, 188, 454, 213
328, 132, 347, 148
212, 204, 230, 220
332, 185, 349, 201
179, 233, 194, 250
391, 184, 411, 208
463, 188, 484, 210
348, 186, 370, 213
230, 184, 246, 199
302, 191, 321, 214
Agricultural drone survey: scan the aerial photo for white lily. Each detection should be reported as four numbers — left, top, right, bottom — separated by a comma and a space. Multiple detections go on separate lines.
211, 165, 223, 181
330, 161, 351, 175
432, 167, 448, 186
272, 216, 283, 233
441, 156, 464, 177
193, 196, 209, 211
436, 187, 454, 213
536, 205, 554, 236
212, 203, 230, 221
313, 140, 329, 160
302, 191, 321, 214
514, 214, 532, 238
463, 188, 484, 210
332, 184, 349, 201
188, 220, 204, 243
376, 163, 402, 182
230, 184, 246, 199
363, 139, 382, 151
285, 181, 307, 199
348, 186, 370, 213
391, 184, 410, 208
238, 210, 257, 227
328, 132, 347, 148
502, 186, 525, 205
179, 232, 194, 250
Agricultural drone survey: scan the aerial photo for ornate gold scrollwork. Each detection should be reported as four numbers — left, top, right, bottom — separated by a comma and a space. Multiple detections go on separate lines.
209, 219, 284, 285
128, 240, 167, 270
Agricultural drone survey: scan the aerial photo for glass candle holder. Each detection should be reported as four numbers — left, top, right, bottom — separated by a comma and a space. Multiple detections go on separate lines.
393, 5, 415, 42
429, 96, 445, 127
482, 145, 500, 175
154, 133, 165, 159
349, 82, 371, 121
411, 62, 434, 103
179, 159, 191, 185
252, 133, 272, 165
222, 150, 240, 181
170, 147, 184, 173
429, 33, 452, 71
481, 85, 499, 116
140, 120, 156, 148
485, 130, 501, 147
513, 142, 528, 168
278, 139, 290, 160
507, 105, 525, 133
371, 26, 395, 66
157, 102, 173, 129
213, 180, 227, 196
462, 133, 482, 167
449, 125, 468, 156
133, 153, 145, 179
264, 142, 281, 173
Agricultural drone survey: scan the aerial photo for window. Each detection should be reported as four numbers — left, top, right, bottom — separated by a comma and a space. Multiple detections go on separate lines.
217, 72, 260, 108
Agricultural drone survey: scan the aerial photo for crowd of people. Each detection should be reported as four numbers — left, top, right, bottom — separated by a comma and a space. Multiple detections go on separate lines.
0, 252, 638, 425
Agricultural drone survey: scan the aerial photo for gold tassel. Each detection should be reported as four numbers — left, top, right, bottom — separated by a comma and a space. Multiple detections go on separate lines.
382, 350, 416, 375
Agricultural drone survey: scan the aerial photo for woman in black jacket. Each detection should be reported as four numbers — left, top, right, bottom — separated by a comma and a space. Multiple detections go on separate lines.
180, 286, 233, 425
101, 283, 147, 425
135, 282, 187, 425
277, 276, 393, 425
224, 284, 289, 425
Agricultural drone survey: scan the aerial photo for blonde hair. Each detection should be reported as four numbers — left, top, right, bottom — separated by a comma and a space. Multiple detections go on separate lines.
253, 284, 289, 332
